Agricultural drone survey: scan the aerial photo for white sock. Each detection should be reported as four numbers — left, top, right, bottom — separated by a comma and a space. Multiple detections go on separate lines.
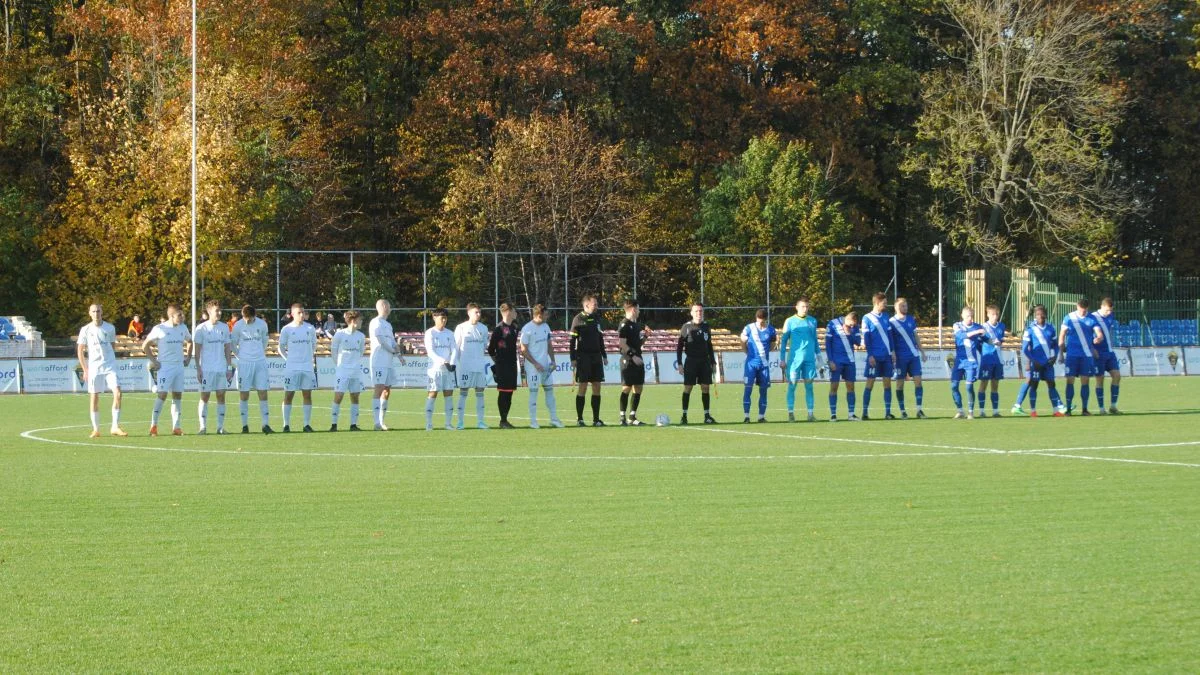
303, 404, 312, 426
381, 399, 388, 425
372, 397, 381, 426
217, 404, 225, 430
457, 391, 467, 425
350, 403, 359, 425
475, 391, 485, 423
331, 402, 341, 424
425, 398, 435, 427
529, 397, 538, 424
545, 386, 558, 420
90, 410, 100, 432
198, 401, 208, 429
170, 399, 181, 429
152, 398, 164, 426
240, 400, 249, 426
111, 407, 121, 429
283, 403, 292, 427
259, 399, 270, 425
444, 397, 453, 425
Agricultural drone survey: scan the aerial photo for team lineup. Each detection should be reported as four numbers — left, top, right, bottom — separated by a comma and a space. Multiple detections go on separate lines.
74, 293, 1125, 437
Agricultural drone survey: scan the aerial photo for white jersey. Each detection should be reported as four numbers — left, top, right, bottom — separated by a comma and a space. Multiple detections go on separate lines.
452, 321, 491, 372
147, 322, 190, 366
278, 322, 317, 370
519, 321, 552, 369
193, 321, 231, 371
77, 322, 118, 371
231, 317, 269, 362
424, 326, 457, 376
332, 327, 366, 371
369, 316, 397, 366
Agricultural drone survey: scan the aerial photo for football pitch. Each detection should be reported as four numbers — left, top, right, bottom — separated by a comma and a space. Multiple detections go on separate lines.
2, 379, 1199, 671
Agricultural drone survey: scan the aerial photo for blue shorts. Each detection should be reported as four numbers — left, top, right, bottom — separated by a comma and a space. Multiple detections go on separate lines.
829, 361, 856, 384
864, 357, 894, 380
978, 361, 1004, 381
743, 362, 771, 388
1027, 363, 1055, 384
951, 363, 978, 384
894, 356, 922, 379
1064, 355, 1095, 378
1095, 352, 1119, 375
787, 359, 817, 382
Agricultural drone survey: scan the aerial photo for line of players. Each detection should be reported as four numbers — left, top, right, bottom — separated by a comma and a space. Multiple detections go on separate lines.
74, 292, 1124, 436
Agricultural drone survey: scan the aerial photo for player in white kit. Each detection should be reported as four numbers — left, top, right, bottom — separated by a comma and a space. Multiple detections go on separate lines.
142, 303, 192, 436
519, 303, 564, 428
193, 300, 234, 434
330, 310, 367, 431
231, 304, 274, 434
279, 302, 318, 432
76, 303, 128, 437
424, 307, 459, 431
452, 303, 492, 429
369, 299, 400, 431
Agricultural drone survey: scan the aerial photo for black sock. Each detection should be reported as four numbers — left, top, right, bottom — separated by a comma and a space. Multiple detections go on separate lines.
576, 395, 585, 420
591, 395, 601, 421
498, 391, 512, 422
702, 392, 711, 414
619, 391, 629, 416
682, 391, 691, 413
631, 393, 641, 414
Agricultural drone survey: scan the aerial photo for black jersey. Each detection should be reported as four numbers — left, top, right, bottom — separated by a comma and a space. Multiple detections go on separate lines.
677, 320, 716, 366
487, 321, 520, 367
569, 311, 606, 360
618, 319, 646, 357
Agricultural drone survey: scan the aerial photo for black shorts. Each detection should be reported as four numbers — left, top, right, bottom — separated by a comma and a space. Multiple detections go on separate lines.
574, 353, 605, 383
621, 355, 645, 386
492, 363, 518, 391
684, 359, 713, 387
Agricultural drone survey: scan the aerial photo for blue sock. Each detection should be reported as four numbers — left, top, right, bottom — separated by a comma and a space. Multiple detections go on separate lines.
991, 391, 999, 412
829, 393, 837, 417
743, 385, 753, 415
977, 387, 987, 410
884, 388, 892, 414
1094, 386, 1104, 409
1029, 383, 1039, 410
966, 383, 976, 412
862, 387, 872, 416
896, 388, 906, 411
1016, 382, 1030, 405
1111, 385, 1119, 407
1066, 382, 1075, 408
847, 391, 856, 415
786, 383, 797, 413
1049, 385, 1063, 408
1081, 385, 1091, 411
915, 385, 924, 408
951, 382, 963, 409
804, 382, 814, 413
758, 388, 768, 417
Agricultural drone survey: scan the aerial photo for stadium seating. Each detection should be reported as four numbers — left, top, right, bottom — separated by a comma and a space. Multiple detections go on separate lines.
0, 316, 45, 357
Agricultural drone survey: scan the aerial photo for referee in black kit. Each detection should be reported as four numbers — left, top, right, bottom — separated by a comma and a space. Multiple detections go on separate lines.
618, 298, 650, 425
570, 293, 608, 427
676, 302, 718, 425
487, 302, 520, 429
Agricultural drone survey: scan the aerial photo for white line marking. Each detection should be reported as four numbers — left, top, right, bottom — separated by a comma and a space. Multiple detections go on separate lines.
679, 425, 1007, 454
1009, 441, 1200, 454
1021, 452, 1200, 469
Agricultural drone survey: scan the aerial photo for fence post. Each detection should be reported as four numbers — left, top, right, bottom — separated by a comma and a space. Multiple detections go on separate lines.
893, 255, 899, 301
275, 253, 281, 331
422, 252, 428, 331
829, 255, 836, 312
700, 256, 705, 304
764, 255, 771, 321
349, 251, 355, 310
633, 254, 638, 299
563, 254, 570, 331
494, 251, 500, 318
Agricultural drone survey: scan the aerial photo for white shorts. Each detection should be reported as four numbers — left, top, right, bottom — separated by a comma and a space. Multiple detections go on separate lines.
371, 360, 393, 388
200, 369, 229, 393
334, 369, 364, 394
156, 365, 186, 393
456, 369, 489, 390
428, 369, 455, 392
284, 368, 316, 392
524, 367, 553, 389
87, 367, 119, 394
237, 361, 269, 392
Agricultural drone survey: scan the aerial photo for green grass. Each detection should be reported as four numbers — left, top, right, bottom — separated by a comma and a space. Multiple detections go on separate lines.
2, 378, 1199, 671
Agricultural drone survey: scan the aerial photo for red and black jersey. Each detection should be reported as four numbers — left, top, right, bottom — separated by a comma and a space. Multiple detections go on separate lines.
487, 321, 520, 368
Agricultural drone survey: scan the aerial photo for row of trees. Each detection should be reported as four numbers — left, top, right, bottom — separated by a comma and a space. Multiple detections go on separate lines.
2, 0, 1199, 332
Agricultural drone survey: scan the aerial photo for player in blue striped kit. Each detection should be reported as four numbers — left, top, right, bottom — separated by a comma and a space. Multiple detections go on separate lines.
889, 298, 925, 419
977, 304, 1006, 417
1090, 297, 1121, 414
1011, 304, 1066, 417
740, 309, 777, 423
859, 292, 895, 420
825, 312, 861, 421
1058, 297, 1103, 415
952, 306, 986, 419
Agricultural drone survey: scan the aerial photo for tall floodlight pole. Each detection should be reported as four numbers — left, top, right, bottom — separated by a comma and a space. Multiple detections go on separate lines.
190, 0, 198, 330
932, 244, 944, 348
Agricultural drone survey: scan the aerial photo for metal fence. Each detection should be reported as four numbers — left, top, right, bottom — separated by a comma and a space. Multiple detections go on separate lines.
200, 250, 899, 331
